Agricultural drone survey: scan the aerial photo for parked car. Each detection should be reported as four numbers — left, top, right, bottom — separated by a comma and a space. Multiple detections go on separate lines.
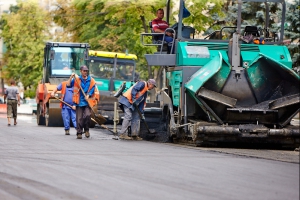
0, 97, 4, 104
24, 98, 37, 114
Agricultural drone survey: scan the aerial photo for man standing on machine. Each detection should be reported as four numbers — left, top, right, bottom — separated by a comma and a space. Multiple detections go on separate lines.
118, 79, 156, 140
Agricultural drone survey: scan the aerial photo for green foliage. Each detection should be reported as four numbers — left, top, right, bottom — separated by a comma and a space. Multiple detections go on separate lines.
24, 88, 36, 98
205, 1, 280, 36
0, 1, 50, 92
285, 0, 300, 69
52, 0, 167, 80
50, 0, 226, 79
183, 0, 225, 35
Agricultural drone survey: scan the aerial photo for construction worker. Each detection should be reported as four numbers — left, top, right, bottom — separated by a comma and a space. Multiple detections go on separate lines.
118, 79, 156, 140
51, 81, 76, 135
68, 65, 98, 139
4, 80, 20, 126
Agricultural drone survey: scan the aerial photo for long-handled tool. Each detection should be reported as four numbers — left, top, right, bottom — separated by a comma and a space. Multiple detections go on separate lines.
90, 118, 117, 136
135, 104, 156, 134
74, 75, 106, 125
54, 96, 75, 110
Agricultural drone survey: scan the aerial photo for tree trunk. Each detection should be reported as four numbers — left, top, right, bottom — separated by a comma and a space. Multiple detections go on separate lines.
140, 15, 148, 33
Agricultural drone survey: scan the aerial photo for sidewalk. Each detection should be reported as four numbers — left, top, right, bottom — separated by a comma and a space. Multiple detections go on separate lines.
0, 103, 34, 115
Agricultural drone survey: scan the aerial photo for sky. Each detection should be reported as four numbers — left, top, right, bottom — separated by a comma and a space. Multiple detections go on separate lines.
0, 0, 17, 11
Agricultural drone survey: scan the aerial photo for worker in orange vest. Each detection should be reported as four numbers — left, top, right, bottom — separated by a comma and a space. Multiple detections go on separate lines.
67, 65, 99, 139
51, 81, 77, 135
118, 79, 156, 140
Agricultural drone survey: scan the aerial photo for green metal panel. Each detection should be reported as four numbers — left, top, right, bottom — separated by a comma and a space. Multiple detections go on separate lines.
177, 42, 233, 67
94, 78, 110, 91
167, 70, 182, 107
185, 52, 223, 94
177, 42, 292, 70
247, 53, 300, 90
258, 45, 292, 68
94, 78, 133, 92
177, 42, 211, 66
206, 58, 231, 92
239, 44, 292, 69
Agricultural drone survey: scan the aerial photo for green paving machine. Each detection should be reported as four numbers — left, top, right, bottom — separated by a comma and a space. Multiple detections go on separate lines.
141, 0, 299, 147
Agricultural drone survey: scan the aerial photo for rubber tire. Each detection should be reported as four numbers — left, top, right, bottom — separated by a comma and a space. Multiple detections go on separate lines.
37, 103, 45, 125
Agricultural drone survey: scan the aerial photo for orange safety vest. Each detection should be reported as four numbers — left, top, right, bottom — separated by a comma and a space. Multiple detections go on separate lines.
123, 81, 148, 104
60, 81, 68, 108
72, 76, 99, 108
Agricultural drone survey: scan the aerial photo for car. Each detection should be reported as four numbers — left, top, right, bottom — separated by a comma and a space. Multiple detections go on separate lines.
24, 98, 37, 114
0, 96, 4, 104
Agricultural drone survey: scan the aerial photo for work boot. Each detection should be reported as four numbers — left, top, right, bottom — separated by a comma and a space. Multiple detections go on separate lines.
77, 133, 82, 139
119, 134, 125, 139
85, 131, 90, 138
132, 136, 143, 141
65, 130, 70, 135
119, 134, 132, 140
124, 135, 132, 140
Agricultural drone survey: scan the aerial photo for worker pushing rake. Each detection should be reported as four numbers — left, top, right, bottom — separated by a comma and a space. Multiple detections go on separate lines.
67, 65, 106, 139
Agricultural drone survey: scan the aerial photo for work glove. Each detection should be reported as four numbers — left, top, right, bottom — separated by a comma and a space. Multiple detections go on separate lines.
132, 96, 144, 107
132, 99, 138, 107
141, 113, 145, 121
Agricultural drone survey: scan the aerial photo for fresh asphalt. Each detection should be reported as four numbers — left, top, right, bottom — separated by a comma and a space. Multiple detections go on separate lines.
0, 114, 299, 200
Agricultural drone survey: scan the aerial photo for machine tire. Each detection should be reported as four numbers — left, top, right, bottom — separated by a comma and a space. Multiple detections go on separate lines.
45, 105, 49, 127
37, 103, 45, 125
165, 109, 174, 142
45, 102, 64, 127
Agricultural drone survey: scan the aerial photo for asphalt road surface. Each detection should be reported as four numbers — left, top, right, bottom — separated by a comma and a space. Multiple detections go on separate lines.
0, 114, 299, 200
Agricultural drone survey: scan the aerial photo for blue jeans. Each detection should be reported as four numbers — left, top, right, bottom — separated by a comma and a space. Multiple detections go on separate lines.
158, 35, 174, 53
62, 107, 76, 130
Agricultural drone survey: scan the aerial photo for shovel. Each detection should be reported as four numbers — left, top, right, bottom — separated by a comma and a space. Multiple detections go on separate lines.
135, 104, 156, 134
74, 75, 106, 125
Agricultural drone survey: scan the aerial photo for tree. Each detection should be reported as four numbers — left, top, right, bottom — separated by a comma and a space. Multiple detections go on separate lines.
204, 1, 280, 38
0, 0, 50, 95
285, 0, 300, 71
52, 0, 166, 81
182, 0, 225, 37
51, 0, 107, 43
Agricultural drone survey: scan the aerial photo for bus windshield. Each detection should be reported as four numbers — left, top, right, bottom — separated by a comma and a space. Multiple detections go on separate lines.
89, 58, 139, 81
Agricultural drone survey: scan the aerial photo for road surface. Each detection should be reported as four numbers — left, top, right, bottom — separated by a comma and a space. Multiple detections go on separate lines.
0, 114, 299, 200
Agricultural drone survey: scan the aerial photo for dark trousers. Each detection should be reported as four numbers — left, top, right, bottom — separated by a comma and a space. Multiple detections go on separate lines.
158, 35, 174, 53
76, 106, 91, 134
